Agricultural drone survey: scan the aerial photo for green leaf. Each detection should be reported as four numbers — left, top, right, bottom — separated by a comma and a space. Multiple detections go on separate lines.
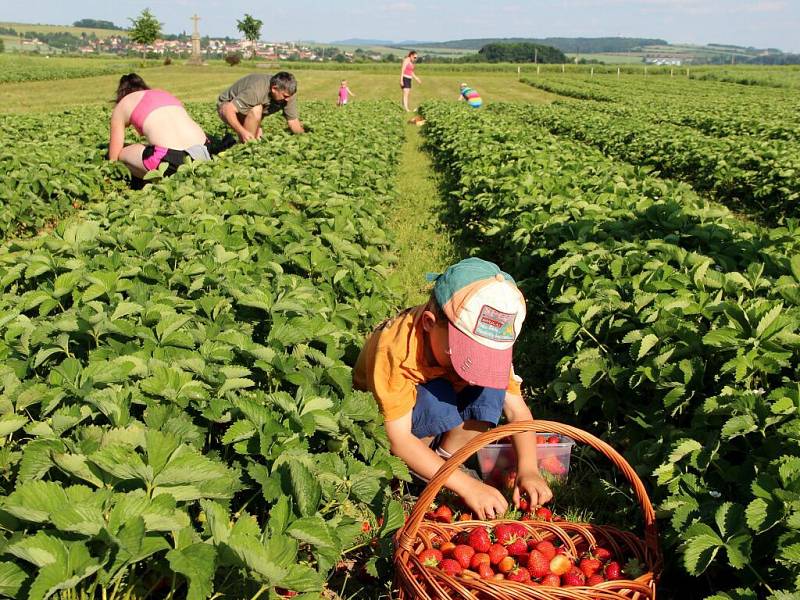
286, 516, 339, 551
683, 532, 722, 575
166, 543, 216, 600
0, 561, 29, 598
637, 333, 659, 360
288, 462, 321, 517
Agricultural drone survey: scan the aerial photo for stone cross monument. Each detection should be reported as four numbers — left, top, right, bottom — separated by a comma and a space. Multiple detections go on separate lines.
188, 14, 203, 65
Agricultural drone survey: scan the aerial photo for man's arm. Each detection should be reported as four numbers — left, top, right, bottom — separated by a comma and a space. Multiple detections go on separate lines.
286, 118, 305, 135
384, 412, 508, 519
504, 393, 553, 507
219, 101, 254, 142
108, 105, 126, 161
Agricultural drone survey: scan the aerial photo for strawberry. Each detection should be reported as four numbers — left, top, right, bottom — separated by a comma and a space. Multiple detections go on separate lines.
534, 540, 557, 560
527, 550, 551, 578
587, 574, 605, 586
417, 548, 443, 567
439, 541, 456, 556
487, 543, 508, 565
508, 523, 528, 538
439, 558, 462, 576
549, 554, 572, 576
478, 563, 494, 579
540, 456, 567, 476
361, 521, 370, 532
540, 573, 561, 587
518, 495, 530, 512
516, 552, 530, 566
468, 527, 492, 553
493, 523, 515, 545
593, 547, 613, 562
470, 553, 490, 570
507, 538, 528, 556
458, 512, 473, 522
453, 545, 475, 569
497, 556, 516, 574
452, 531, 470, 546
562, 567, 586, 586
504, 470, 517, 490
433, 505, 453, 523
604, 561, 622, 580
534, 507, 553, 521
579, 557, 602, 578
547, 435, 560, 444
506, 567, 531, 583
536, 435, 547, 444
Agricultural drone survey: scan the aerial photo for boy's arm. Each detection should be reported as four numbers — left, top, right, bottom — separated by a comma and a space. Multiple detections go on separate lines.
384, 412, 508, 519
504, 393, 553, 507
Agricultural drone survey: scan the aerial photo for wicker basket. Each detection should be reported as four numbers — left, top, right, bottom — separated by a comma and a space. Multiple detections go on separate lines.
393, 420, 662, 599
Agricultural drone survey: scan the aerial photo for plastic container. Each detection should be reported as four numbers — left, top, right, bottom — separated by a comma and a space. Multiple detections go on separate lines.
477, 433, 576, 484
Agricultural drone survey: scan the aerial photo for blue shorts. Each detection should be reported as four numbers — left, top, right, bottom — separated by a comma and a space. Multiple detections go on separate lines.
411, 378, 506, 439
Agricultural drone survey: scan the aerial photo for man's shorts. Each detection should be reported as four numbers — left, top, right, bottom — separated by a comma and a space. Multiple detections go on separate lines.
402, 76, 413, 89
411, 378, 505, 439
142, 143, 211, 176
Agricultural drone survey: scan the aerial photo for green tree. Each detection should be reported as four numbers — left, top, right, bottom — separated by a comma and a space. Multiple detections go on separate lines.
129, 8, 161, 57
236, 14, 263, 59
0, 39, 4, 53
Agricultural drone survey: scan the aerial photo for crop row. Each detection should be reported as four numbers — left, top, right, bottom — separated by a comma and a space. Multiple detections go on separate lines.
420, 101, 800, 598
499, 101, 800, 222
522, 75, 800, 142
0, 102, 404, 599
0, 55, 157, 84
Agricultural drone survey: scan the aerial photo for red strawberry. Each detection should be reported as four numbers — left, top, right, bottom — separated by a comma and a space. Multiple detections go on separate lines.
534, 540, 557, 560
535, 507, 553, 521
497, 556, 516, 574
440, 559, 462, 576
547, 435, 560, 444
507, 538, 528, 556
468, 527, 492, 553
470, 553, 490, 570
458, 512, 473, 522
478, 563, 494, 579
439, 541, 456, 556
417, 548, 443, 567
506, 567, 531, 583
516, 552, 530, 566
527, 550, 551, 578
540, 456, 567, 476
487, 543, 508, 565
540, 573, 561, 587
453, 545, 475, 569
361, 521, 371, 532
536, 435, 547, 444
587, 574, 605, 586
605, 561, 621, 580
562, 567, 586, 586
594, 547, 613, 562
452, 531, 470, 546
518, 495, 530, 511
579, 557, 602, 578
493, 523, 515, 545
508, 523, 528, 538
433, 505, 453, 523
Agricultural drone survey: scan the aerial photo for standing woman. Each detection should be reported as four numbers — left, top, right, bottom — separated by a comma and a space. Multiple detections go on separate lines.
108, 73, 210, 179
400, 51, 422, 112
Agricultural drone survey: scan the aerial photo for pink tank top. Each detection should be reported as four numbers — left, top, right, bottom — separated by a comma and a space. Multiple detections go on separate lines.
130, 90, 183, 135
339, 86, 348, 101
403, 60, 415, 77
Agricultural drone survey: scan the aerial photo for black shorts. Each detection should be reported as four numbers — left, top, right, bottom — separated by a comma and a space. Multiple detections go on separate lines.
402, 76, 412, 89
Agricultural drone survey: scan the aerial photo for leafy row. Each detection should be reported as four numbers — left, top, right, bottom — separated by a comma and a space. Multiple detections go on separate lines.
0, 55, 157, 84
420, 101, 800, 598
0, 102, 405, 599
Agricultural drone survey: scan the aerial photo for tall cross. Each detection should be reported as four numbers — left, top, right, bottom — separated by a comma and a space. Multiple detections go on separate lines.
191, 14, 200, 37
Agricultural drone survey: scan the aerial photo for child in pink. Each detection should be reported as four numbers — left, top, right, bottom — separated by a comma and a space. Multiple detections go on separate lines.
337, 80, 355, 106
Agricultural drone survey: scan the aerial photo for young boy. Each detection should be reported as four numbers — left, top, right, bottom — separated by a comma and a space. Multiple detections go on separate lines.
354, 257, 552, 519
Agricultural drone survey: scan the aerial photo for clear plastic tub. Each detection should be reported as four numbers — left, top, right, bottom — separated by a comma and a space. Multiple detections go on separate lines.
477, 433, 576, 485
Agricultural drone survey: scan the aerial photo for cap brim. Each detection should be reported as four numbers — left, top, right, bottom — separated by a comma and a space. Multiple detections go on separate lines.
448, 322, 512, 389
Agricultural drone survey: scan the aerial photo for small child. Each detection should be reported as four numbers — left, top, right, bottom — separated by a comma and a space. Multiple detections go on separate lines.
458, 83, 483, 108
354, 257, 552, 519
337, 80, 355, 106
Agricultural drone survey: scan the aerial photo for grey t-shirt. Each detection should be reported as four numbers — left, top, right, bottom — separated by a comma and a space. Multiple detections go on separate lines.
217, 73, 299, 121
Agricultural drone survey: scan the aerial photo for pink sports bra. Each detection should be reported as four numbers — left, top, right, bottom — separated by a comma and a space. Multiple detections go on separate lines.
130, 90, 183, 135
403, 60, 415, 77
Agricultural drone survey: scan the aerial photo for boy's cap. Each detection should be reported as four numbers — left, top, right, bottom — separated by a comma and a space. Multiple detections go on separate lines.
430, 257, 526, 389
460, 82, 468, 88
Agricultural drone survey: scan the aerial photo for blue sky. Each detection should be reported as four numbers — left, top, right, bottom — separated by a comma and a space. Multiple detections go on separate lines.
2, 1, 799, 52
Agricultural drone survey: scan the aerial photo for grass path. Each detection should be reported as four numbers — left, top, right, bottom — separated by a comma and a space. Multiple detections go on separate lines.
388, 121, 457, 306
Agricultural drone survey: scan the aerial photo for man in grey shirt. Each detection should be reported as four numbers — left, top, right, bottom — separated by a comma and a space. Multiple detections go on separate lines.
217, 72, 305, 142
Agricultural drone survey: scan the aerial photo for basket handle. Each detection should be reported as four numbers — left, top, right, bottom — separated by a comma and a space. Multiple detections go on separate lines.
395, 420, 660, 562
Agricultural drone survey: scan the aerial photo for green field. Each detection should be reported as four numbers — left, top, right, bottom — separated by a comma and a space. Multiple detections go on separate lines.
0, 21, 126, 38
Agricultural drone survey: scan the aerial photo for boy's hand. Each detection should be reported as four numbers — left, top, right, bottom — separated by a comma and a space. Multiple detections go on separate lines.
461, 478, 508, 520
514, 470, 553, 508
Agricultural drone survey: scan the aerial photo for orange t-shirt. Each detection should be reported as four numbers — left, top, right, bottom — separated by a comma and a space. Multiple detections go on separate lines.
353, 305, 523, 422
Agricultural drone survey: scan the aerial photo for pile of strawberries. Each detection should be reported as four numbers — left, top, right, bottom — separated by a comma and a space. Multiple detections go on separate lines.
416, 522, 637, 587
